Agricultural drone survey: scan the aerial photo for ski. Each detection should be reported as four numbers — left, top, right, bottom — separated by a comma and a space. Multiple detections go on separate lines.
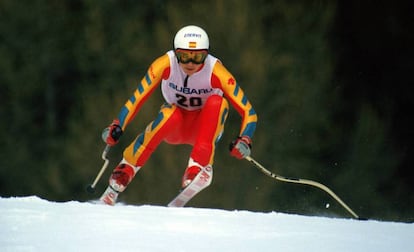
168, 166, 213, 207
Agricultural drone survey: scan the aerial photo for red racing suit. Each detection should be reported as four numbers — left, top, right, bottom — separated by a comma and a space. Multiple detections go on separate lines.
117, 50, 257, 168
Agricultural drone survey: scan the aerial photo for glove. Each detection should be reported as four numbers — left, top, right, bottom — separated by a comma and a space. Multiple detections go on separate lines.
229, 136, 252, 159
102, 119, 123, 146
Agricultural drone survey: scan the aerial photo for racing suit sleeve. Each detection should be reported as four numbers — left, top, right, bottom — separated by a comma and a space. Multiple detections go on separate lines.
116, 54, 171, 131
211, 61, 258, 138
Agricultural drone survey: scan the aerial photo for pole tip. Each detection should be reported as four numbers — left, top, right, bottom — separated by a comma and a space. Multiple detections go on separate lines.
86, 185, 96, 194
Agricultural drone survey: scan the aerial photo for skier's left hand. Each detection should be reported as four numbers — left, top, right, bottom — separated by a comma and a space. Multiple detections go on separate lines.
102, 119, 123, 146
229, 136, 252, 159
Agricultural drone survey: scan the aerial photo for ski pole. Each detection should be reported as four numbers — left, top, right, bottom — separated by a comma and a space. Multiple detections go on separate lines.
245, 156, 362, 219
86, 145, 111, 194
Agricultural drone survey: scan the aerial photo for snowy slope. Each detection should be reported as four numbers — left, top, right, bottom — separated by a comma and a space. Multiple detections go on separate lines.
1, 196, 412, 252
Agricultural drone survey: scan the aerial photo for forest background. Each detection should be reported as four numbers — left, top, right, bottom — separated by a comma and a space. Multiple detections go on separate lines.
1, 0, 412, 222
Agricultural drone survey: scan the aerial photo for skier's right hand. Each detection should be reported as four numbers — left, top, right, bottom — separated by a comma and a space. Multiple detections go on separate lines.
102, 119, 123, 146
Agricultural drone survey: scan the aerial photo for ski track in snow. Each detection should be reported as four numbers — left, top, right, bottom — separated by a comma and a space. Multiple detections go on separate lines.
0, 196, 412, 252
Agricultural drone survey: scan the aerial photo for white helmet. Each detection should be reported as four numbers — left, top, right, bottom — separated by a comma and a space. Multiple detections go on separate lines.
174, 25, 209, 50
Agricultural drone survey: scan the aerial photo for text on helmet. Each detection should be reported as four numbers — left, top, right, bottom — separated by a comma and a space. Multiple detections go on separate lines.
184, 33, 202, 38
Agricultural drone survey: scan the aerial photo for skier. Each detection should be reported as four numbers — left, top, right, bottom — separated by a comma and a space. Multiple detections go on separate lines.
100, 25, 258, 205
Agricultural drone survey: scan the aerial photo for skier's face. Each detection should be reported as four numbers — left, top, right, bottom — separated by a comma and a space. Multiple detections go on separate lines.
175, 49, 207, 76
179, 61, 203, 76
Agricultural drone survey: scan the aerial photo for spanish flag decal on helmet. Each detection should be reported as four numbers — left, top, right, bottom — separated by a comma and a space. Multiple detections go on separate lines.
189, 41, 197, 48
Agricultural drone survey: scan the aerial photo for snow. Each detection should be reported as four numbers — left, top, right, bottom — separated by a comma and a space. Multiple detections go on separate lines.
1, 196, 412, 252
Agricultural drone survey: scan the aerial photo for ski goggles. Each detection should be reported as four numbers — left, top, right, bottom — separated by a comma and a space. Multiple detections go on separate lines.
175, 49, 208, 64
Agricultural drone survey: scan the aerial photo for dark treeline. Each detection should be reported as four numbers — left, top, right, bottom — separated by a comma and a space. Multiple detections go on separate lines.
1, 0, 412, 222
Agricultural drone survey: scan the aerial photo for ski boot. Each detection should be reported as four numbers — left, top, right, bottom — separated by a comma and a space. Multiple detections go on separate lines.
100, 160, 140, 206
